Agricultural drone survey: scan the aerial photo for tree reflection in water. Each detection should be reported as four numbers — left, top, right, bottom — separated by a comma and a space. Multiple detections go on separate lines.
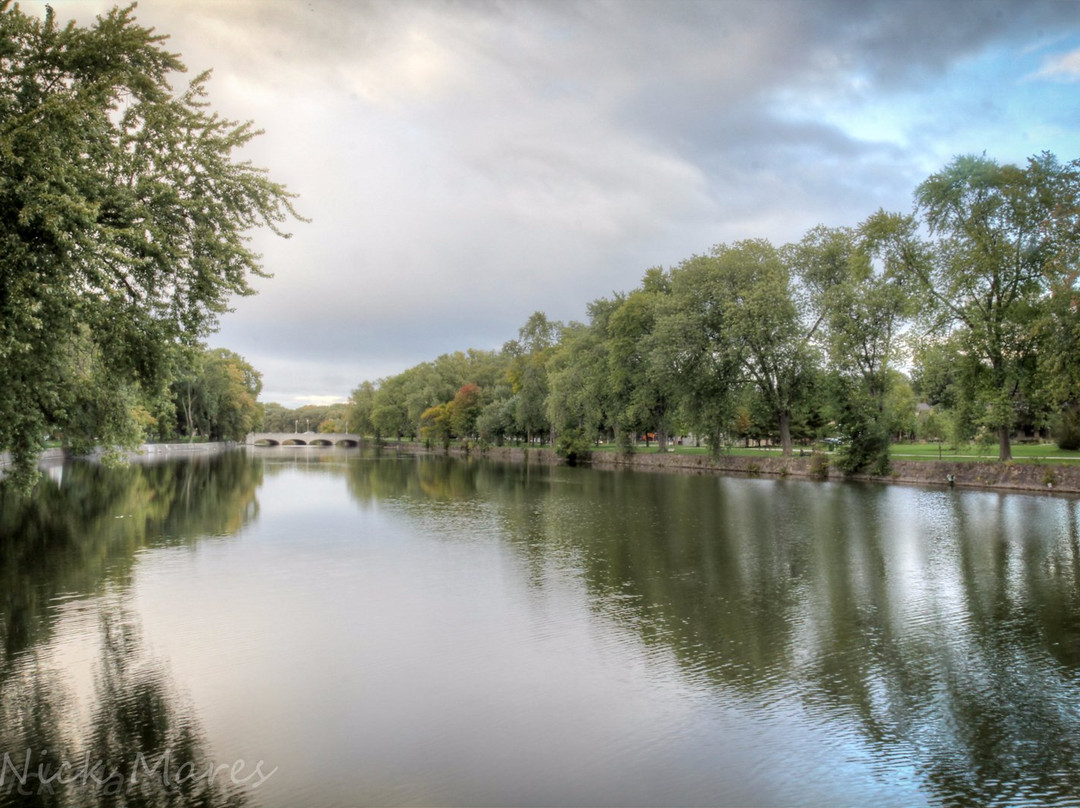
483, 467, 1080, 806
0, 453, 263, 808
0, 602, 249, 808
0, 454, 261, 671
339, 456, 1080, 806
6, 450, 1080, 805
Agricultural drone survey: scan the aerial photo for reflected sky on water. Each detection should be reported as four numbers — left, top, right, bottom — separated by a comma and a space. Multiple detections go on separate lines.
3, 448, 1080, 806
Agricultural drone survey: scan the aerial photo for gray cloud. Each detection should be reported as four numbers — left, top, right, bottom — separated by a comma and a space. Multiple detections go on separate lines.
22, 0, 1080, 404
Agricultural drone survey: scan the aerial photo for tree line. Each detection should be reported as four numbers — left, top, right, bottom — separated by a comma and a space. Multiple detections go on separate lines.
346, 153, 1080, 472
4, 7, 1078, 488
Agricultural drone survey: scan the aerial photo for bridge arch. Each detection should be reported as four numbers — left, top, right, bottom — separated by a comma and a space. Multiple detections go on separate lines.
247, 432, 361, 448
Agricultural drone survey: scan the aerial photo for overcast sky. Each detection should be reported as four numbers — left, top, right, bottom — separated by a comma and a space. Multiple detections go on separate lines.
28, 0, 1080, 405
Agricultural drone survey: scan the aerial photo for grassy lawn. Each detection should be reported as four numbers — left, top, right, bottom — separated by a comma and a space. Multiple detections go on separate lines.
888, 442, 1080, 464
588, 441, 1080, 465
439, 438, 1080, 466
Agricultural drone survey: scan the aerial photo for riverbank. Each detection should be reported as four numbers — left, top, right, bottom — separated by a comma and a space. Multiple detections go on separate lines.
395, 443, 1080, 495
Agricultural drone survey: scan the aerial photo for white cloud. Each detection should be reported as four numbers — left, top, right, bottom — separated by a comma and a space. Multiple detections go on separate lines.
1033, 48, 1080, 82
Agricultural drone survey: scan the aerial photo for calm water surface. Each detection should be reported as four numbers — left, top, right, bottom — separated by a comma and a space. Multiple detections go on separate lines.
3, 448, 1080, 807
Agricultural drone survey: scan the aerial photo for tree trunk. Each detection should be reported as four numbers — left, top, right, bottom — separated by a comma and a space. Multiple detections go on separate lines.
998, 425, 1012, 462
182, 387, 196, 443
779, 410, 793, 457
657, 424, 667, 453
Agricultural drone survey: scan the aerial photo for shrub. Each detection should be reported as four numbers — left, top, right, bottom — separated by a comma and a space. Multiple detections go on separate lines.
809, 453, 830, 480
555, 433, 593, 466
1054, 405, 1080, 451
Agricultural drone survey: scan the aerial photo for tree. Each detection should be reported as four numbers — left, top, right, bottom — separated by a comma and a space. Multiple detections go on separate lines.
0, 4, 302, 490
546, 317, 613, 446
448, 383, 483, 440
1033, 164, 1080, 448
371, 374, 410, 442
607, 282, 676, 451
170, 348, 262, 441
905, 153, 1080, 460
504, 311, 561, 445
259, 402, 294, 433
789, 223, 912, 473
661, 255, 742, 453
348, 381, 378, 438
711, 240, 819, 456
420, 403, 452, 450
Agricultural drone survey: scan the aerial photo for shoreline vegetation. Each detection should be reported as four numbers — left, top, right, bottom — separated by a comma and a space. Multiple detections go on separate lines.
4, 4, 1080, 500
274, 439, 1079, 495
413, 443, 1080, 495
335, 154, 1080, 482
6, 439, 1078, 495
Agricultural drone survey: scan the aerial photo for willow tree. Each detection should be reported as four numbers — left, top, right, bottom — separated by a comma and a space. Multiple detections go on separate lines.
0, 4, 302, 489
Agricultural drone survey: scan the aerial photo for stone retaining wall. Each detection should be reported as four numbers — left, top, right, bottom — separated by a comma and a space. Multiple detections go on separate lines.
416, 444, 1080, 495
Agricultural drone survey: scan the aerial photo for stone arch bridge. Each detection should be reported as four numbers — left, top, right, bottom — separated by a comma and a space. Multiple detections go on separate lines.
246, 432, 361, 447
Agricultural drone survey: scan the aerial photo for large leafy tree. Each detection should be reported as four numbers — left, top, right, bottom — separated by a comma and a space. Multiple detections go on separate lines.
348, 380, 378, 438
660, 254, 742, 453
546, 309, 615, 447
171, 348, 262, 442
504, 311, 561, 445
790, 223, 912, 472
606, 270, 678, 451
907, 154, 1079, 460
711, 239, 819, 456
0, 4, 301, 488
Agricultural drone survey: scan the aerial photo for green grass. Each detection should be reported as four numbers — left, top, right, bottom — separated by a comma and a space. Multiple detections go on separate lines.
432, 438, 1080, 466
590, 440, 1080, 465
889, 442, 1080, 465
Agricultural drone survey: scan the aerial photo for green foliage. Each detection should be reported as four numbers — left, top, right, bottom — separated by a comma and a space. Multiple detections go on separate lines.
709, 239, 818, 455
171, 347, 262, 442
505, 312, 561, 443
1054, 405, 1080, 451
0, 3, 301, 491
905, 153, 1080, 460
476, 395, 517, 445
339, 151, 1080, 473
808, 453, 830, 480
420, 402, 452, 450
834, 394, 892, 476
449, 383, 484, 438
348, 381, 378, 437
555, 431, 593, 466
605, 277, 677, 451
546, 321, 611, 444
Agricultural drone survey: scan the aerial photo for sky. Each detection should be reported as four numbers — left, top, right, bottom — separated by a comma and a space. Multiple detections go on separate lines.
24, 0, 1080, 405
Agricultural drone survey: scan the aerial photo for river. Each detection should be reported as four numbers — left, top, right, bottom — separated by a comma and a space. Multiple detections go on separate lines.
2, 448, 1079, 806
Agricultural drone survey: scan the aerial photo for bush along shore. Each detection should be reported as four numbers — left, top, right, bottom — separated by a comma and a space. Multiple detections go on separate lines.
398, 443, 1080, 495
